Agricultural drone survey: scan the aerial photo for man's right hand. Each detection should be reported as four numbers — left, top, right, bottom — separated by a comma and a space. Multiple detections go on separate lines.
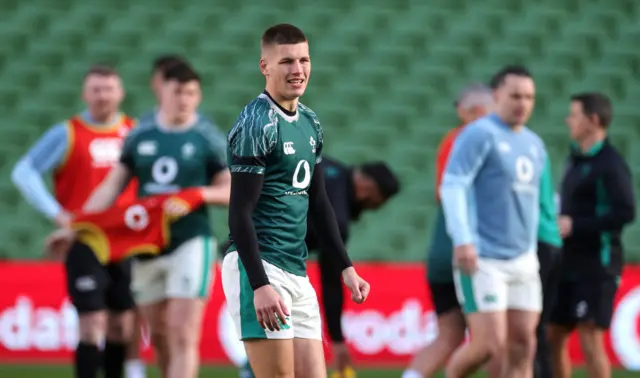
253, 285, 290, 332
45, 228, 76, 261
454, 244, 478, 275
54, 210, 72, 228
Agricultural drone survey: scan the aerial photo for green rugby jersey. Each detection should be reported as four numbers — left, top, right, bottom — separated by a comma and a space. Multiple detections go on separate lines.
120, 116, 227, 254
227, 92, 323, 275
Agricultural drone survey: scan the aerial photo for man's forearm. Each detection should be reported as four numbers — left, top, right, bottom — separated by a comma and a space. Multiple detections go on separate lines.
440, 181, 474, 246
309, 167, 352, 271
12, 159, 62, 219
83, 183, 121, 213
228, 172, 269, 290
201, 179, 231, 206
83, 164, 130, 213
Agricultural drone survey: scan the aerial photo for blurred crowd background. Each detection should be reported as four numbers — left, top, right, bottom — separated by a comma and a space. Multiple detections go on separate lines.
1, 0, 639, 264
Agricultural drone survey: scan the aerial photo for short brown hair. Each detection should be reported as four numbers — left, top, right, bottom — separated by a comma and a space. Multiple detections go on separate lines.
571, 92, 613, 128
84, 64, 119, 80
261, 24, 307, 47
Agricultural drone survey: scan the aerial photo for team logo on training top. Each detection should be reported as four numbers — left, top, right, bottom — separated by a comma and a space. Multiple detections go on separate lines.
89, 138, 123, 167
181, 143, 196, 159
283, 142, 296, 155
138, 141, 157, 156
309, 136, 316, 153
498, 141, 511, 153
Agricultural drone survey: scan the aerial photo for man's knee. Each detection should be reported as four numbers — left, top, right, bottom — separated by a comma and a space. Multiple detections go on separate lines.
547, 324, 571, 352
78, 311, 108, 344
577, 324, 606, 360
167, 321, 200, 349
166, 298, 205, 348
106, 310, 135, 342
509, 330, 537, 361
467, 313, 508, 357
438, 322, 467, 353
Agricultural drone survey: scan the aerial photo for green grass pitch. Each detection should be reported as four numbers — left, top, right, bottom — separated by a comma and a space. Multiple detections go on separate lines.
0, 364, 636, 377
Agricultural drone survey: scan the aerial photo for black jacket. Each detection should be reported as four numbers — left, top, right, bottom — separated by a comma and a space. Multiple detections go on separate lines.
560, 139, 635, 278
305, 157, 361, 251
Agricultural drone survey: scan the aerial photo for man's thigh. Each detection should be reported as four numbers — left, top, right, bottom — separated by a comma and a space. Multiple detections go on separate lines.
548, 280, 577, 329
221, 252, 295, 341
105, 258, 136, 313
507, 274, 543, 313
574, 277, 618, 329
166, 236, 216, 300
453, 259, 509, 314
244, 339, 294, 378
131, 257, 167, 306
293, 338, 326, 378
429, 281, 461, 316
64, 241, 110, 314
290, 274, 323, 341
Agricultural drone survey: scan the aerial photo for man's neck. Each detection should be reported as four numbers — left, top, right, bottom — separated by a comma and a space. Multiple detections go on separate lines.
579, 133, 606, 153
86, 111, 118, 125
264, 87, 298, 112
493, 112, 523, 131
157, 110, 197, 130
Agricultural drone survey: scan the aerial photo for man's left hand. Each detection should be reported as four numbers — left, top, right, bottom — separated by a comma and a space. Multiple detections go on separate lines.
342, 267, 370, 304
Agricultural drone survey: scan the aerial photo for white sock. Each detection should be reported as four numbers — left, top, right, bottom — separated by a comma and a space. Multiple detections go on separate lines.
401, 370, 423, 378
125, 359, 146, 378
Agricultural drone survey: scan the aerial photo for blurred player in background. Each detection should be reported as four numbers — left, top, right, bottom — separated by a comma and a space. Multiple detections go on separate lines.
142, 53, 251, 378
82, 62, 231, 378
402, 83, 493, 378
11, 65, 138, 378
549, 93, 635, 378
138, 54, 187, 124
222, 24, 369, 378
307, 158, 399, 378
441, 66, 547, 378
126, 53, 187, 378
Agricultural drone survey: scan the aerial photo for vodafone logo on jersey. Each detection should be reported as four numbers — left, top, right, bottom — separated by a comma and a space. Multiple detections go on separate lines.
611, 287, 640, 370
89, 138, 123, 167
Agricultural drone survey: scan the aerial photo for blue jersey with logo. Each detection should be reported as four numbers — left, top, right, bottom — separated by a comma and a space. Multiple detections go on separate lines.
440, 114, 547, 260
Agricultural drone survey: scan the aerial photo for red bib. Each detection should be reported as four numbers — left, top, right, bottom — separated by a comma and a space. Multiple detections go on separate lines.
71, 189, 204, 263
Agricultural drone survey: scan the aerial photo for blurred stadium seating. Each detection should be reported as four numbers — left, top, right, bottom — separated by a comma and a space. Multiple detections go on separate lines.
1, 0, 639, 261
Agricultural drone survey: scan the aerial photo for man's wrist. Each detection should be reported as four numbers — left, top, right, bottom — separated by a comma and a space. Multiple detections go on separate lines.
251, 280, 270, 292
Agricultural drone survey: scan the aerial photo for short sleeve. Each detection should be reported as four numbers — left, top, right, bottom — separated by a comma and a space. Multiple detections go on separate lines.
228, 111, 278, 175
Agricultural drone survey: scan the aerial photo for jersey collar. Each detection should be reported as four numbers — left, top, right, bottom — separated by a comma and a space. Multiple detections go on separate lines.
260, 91, 299, 123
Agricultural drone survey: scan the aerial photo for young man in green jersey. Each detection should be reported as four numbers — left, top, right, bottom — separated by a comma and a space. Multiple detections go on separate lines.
222, 24, 370, 378
83, 62, 231, 378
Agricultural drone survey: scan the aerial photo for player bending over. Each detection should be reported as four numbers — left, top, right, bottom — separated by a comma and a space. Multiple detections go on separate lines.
82, 62, 230, 378
307, 158, 399, 378
441, 65, 547, 378
222, 24, 370, 378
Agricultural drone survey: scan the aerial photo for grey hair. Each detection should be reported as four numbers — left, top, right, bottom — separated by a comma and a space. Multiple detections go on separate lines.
457, 83, 494, 111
